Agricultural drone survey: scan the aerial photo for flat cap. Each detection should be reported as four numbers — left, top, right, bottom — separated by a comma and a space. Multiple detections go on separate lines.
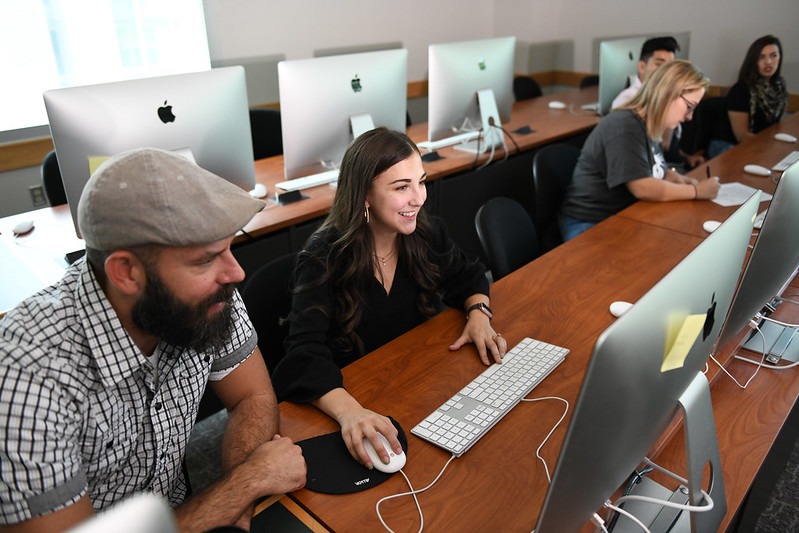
78, 148, 264, 250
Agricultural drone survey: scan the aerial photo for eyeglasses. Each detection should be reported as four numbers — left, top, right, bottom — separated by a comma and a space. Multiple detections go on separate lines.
680, 95, 699, 115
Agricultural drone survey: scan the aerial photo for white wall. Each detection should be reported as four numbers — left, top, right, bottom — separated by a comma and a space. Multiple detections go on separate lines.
204, 0, 798, 88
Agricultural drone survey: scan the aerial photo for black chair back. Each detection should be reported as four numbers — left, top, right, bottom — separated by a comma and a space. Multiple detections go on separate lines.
249, 108, 283, 160
241, 251, 298, 373
531, 144, 580, 252
513, 76, 543, 101
41, 150, 67, 206
475, 197, 540, 281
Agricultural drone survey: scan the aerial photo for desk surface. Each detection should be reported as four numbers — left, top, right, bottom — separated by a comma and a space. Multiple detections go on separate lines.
276, 117, 799, 531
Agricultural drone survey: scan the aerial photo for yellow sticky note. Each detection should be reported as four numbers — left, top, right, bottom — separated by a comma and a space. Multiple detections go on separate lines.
88, 156, 111, 176
661, 314, 707, 372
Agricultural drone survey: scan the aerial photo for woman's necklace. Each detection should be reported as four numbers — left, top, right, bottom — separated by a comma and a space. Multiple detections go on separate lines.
375, 248, 395, 267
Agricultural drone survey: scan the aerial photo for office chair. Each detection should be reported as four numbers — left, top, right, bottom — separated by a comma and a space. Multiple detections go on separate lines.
41, 150, 67, 206
249, 108, 283, 160
679, 96, 733, 158
580, 75, 599, 88
474, 197, 540, 281
531, 143, 580, 252
513, 75, 543, 102
241, 251, 298, 374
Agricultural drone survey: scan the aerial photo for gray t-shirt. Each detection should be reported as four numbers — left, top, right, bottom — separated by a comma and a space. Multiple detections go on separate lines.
561, 109, 665, 223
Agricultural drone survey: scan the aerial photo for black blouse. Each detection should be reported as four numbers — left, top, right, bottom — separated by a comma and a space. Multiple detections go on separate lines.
272, 217, 489, 403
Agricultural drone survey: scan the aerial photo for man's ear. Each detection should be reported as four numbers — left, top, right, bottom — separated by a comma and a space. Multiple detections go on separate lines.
104, 251, 147, 296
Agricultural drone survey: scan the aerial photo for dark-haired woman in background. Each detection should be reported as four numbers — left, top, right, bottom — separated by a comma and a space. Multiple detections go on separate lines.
708, 35, 788, 158
271, 127, 504, 468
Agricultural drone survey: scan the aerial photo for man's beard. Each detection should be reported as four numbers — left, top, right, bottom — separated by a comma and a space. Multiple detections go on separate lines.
131, 269, 237, 353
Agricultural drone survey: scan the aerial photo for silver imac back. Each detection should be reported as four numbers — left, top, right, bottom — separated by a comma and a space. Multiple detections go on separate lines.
278, 49, 407, 180
44, 66, 255, 236
536, 192, 761, 532
716, 160, 799, 358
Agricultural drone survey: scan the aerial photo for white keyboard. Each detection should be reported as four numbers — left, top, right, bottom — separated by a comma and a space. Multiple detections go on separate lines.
411, 337, 568, 456
275, 169, 339, 192
772, 150, 799, 172
417, 130, 481, 151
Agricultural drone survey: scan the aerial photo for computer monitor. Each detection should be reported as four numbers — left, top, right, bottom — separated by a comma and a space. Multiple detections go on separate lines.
596, 34, 691, 116
43, 66, 256, 236
427, 36, 515, 151
535, 192, 761, 532
277, 49, 408, 180
715, 161, 799, 362
597, 36, 646, 116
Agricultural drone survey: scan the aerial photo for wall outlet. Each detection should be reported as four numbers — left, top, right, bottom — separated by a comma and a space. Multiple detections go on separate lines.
29, 185, 48, 208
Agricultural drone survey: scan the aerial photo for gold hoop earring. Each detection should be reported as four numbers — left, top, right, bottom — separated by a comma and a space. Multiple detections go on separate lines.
364, 205, 370, 224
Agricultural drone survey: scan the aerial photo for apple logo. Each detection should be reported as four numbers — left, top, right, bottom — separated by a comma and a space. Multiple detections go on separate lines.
158, 100, 176, 123
351, 75, 362, 93
703, 292, 717, 341
478, 57, 487, 71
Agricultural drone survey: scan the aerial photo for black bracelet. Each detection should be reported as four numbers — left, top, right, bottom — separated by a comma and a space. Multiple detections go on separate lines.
466, 302, 493, 320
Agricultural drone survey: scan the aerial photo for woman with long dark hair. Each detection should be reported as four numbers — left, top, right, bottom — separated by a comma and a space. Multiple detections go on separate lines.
272, 127, 503, 467
709, 35, 788, 157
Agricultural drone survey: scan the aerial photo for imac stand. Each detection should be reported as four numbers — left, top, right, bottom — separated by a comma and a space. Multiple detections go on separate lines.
350, 113, 376, 140
614, 372, 727, 533
455, 88, 505, 154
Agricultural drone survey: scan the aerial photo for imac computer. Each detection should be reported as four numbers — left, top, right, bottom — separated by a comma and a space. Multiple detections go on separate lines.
43, 66, 256, 236
535, 192, 761, 532
595, 34, 690, 116
715, 161, 799, 363
277, 49, 407, 182
425, 36, 515, 153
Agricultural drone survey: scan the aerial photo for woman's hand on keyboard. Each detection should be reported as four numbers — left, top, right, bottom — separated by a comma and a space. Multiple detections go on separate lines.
449, 312, 507, 366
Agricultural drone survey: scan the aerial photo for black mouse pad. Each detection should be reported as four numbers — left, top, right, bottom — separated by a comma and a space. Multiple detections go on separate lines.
297, 417, 407, 494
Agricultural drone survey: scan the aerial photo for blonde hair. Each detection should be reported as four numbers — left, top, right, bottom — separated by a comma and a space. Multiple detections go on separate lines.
623, 59, 709, 139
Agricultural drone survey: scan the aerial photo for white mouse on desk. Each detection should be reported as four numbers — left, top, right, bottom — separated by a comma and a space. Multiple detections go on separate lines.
12, 219, 35, 236
548, 101, 567, 110
363, 433, 406, 473
743, 164, 772, 177
609, 301, 633, 318
249, 183, 267, 198
774, 132, 797, 143
702, 220, 722, 233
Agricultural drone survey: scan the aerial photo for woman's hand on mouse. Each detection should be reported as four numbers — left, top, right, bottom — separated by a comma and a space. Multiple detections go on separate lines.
313, 388, 401, 466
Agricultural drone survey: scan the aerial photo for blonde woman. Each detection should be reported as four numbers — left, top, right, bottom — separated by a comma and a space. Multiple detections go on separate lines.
559, 59, 720, 240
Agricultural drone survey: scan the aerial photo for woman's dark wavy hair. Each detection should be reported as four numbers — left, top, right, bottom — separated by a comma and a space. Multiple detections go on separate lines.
738, 35, 784, 87
294, 127, 443, 353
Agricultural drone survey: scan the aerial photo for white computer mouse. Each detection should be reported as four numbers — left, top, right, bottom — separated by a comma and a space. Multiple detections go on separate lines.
743, 164, 772, 177
12, 219, 35, 236
702, 220, 722, 233
774, 132, 797, 143
249, 183, 267, 198
548, 101, 567, 110
363, 433, 406, 473
609, 301, 633, 318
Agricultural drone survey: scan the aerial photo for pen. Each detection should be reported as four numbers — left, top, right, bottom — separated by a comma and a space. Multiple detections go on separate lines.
706, 166, 711, 179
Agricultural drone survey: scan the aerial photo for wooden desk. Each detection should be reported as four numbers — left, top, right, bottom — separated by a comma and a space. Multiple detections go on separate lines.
618, 112, 799, 238
277, 216, 706, 532
274, 115, 799, 531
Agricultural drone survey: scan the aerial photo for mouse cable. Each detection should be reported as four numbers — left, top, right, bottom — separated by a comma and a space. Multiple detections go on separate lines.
709, 323, 767, 389
521, 395, 569, 483
374, 453, 457, 533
